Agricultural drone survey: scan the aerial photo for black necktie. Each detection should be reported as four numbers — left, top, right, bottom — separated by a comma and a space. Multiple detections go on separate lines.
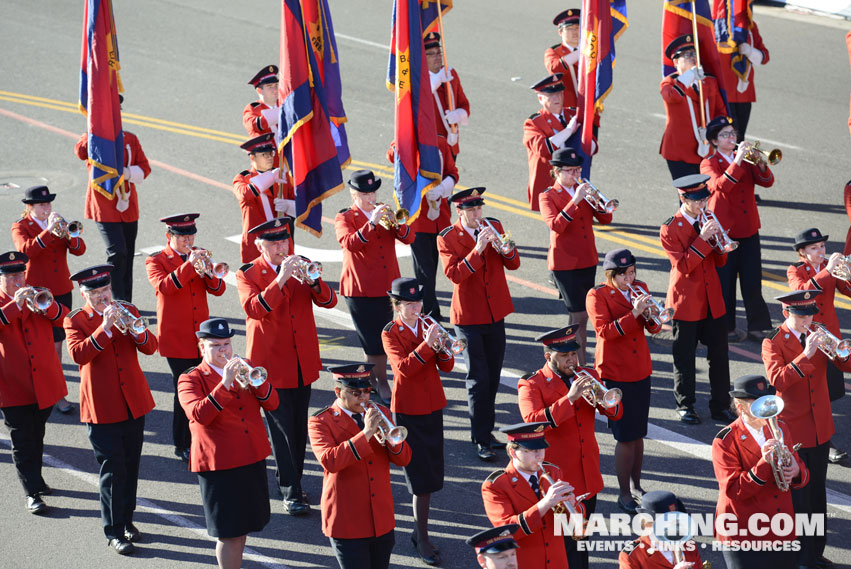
353, 413, 364, 429
558, 114, 567, 128
473, 229, 480, 241
529, 474, 541, 498
275, 265, 281, 274
799, 333, 807, 348
179, 254, 188, 262
692, 221, 701, 234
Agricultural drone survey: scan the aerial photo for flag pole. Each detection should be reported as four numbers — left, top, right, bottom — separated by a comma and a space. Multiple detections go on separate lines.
436, 3, 457, 137
689, 0, 706, 134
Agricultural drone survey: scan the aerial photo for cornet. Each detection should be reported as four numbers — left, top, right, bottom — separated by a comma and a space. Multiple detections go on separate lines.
739, 140, 782, 166
750, 395, 801, 492
829, 254, 851, 282
569, 366, 622, 409
232, 357, 268, 389
416, 313, 467, 356
577, 178, 619, 214
18, 286, 53, 314
375, 203, 409, 230
292, 257, 323, 283
192, 249, 229, 279
697, 208, 738, 253
108, 302, 147, 335
805, 322, 851, 360
537, 463, 589, 540
626, 283, 674, 326
50, 215, 83, 240
476, 218, 515, 255
362, 401, 407, 446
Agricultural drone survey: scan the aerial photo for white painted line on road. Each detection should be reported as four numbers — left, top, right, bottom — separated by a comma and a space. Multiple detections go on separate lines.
649, 113, 803, 150
335, 32, 389, 51
223, 235, 412, 261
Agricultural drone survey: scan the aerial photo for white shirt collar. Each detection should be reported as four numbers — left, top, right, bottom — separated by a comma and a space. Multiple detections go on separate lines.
401, 317, 418, 337
462, 221, 478, 239
263, 254, 279, 273
357, 205, 374, 220
209, 363, 224, 377
785, 320, 805, 340
679, 204, 699, 226
741, 417, 767, 448
718, 150, 735, 164
31, 214, 48, 231
338, 403, 364, 422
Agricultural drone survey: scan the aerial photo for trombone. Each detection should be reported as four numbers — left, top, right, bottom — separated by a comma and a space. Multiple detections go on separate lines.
626, 283, 674, 326
739, 140, 782, 166
232, 356, 268, 389
577, 178, 619, 214
804, 322, 851, 360
476, 218, 515, 255
362, 401, 407, 446
375, 203, 409, 230
416, 313, 467, 356
108, 302, 147, 335
192, 249, 229, 279
569, 366, 622, 409
697, 208, 738, 253
293, 257, 323, 283
750, 395, 801, 492
18, 286, 53, 314
49, 215, 83, 240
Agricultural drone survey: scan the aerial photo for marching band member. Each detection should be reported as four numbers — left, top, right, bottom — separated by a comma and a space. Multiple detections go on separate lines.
242, 65, 280, 137
232, 133, 295, 263
586, 249, 661, 514
382, 277, 454, 565
65, 264, 158, 555
308, 363, 412, 569
437, 187, 521, 461
0, 251, 69, 514
74, 96, 150, 302
712, 374, 807, 569
787, 228, 851, 464
466, 525, 520, 569
425, 32, 470, 158
660, 174, 732, 425
544, 9, 581, 109
540, 147, 613, 364
660, 35, 726, 179
177, 318, 279, 569
145, 213, 226, 463
11, 185, 87, 414
236, 218, 337, 516
481, 422, 583, 569
762, 290, 851, 569
335, 170, 415, 403
701, 116, 774, 342
518, 326, 621, 568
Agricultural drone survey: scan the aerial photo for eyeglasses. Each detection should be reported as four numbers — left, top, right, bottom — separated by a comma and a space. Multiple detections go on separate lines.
675, 50, 696, 60
345, 389, 371, 397
561, 167, 582, 175
716, 131, 737, 139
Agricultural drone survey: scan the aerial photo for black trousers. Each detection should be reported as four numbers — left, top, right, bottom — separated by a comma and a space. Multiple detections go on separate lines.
410, 232, 442, 319
330, 530, 395, 569
454, 320, 506, 445
792, 442, 830, 566
729, 102, 753, 142
671, 315, 730, 414
716, 233, 772, 333
263, 372, 311, 502
563, 494, 596, 569
166, 357, 201, 451
87, 415, 146, 540
665, 160, 700, 180
95, 221, 138, 302
2, 404, 53, 495
826, 360, 846, 401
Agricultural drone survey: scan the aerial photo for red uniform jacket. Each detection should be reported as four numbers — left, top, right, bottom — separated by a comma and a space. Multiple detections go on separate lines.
437, 218, 520, 326
712, 417, 808, 543
659, 75, 726, 164
236, 255, 336, 389
433, 69, 470, 156
335, 207, 415, 298
762, 323, 851, 448
178, 360, 278, 472
544, 44, 579, 109
145, 246, 226, 359
523, 107, 579, 212
660, 210, 727, 322
518, 364, 622, 497
701, 152, 773, 239
242, 101, 274, 137
74, 131, 150, 223
232, 168, 295, 263
713, 20, 769, 104
787, 261, 851, 338
539, 182, 612, 271
845, 183, 851, 255
381, 317, 452, 416
65, 303, 157, 424
618, 536, 703, 569
309, 401, 411, 539
11, 215, 86, 296
586, 281, 661, 382
0, 292, 68, 409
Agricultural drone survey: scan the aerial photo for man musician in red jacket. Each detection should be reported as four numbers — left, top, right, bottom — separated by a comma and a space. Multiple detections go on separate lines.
425, 32, 470, 158
242, 65, 280, 137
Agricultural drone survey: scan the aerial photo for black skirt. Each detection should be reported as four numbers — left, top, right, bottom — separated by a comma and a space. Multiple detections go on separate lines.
551, 267, 597, 313
53, 292, 72, 342
197, 460, 270, 538
603, 377, 650, 442
394, 410, 444, 495
345, 296, 394, 356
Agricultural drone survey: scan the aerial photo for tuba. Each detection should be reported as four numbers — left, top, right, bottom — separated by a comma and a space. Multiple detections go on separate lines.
18, 286, 54, 314
577, 178, 619, 214
697, 208, 738, 253
108, 302, 147, 335
626, 283, 674, 326
193, 249, 229, 279
750, 395, 801, 492
804, 322, 851, 360
829, 254, 851, 282
362, 401, 407, 446
476, 218, 515, 255
569, 366, 622, 409
292, 257, 323, 283
740, 140, 782, 166
376, 203, 409, 230
416, 313, 467, 356
232, 357, 268, 388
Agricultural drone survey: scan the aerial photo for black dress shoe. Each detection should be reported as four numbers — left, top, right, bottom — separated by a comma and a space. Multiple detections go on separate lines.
816, 555, 835, 569
711, 409, 737, 422
174, 447, 190, 463
283, 499, 310, 516
411, 532, 440, 566
108, 538, 135, 555
26, 495, 47, 515
489, 435, 506, 449
476, 443, 496, 461
676, 409, 701, 424
124, 522, 142, 543
828, 447, 848, 463
617, 496, 638, 514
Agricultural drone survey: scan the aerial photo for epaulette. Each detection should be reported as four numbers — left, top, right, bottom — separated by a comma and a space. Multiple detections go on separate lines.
67, 308, 83, 318
312, 406, 331, 417
383, 321, 395, 332
239, 262, 254, 273
338, 208, 350, 214
148, 250, 162, 257
15, 216, 26, 223
249, 101, 261, 108
519, 372, 535, 380
594, 283, 606, 290
793, 261, 804, 268
438, 226, 453, 237
528, 112, 541, 121
766, 327, 781, 340
715, 426, 732, 440
240, 170, 251, 176
182, 366, 198, 375
550, 43, 561, 50
485, 469, 505, 483
663, 216, 674, 226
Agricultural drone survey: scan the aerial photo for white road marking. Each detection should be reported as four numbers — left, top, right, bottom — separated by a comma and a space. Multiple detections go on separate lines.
334, 32, 389, 51
649, 113, 803, 150
223, 234, 412, 261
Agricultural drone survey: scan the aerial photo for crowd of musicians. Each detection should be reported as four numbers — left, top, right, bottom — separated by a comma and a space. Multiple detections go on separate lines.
1, 5, 849, 569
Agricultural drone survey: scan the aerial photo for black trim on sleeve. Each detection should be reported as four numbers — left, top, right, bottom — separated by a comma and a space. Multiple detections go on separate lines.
258, 293, 272, 313
207, 393, 223, 412
689, 244, 705, 259
347, 439, 361, 461
170, 272, 183, 290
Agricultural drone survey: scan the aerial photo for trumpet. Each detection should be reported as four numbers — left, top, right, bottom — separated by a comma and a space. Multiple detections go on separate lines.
577, 178, 619, 214
626, 283, 674, 326
569, 366, 622, 409
804, 322, 851, 360
108, 302, 147, 335
292, 257, 323, 283
476, 218, 515, 255
829, 254, 851, 282
537, 464, 589, 516
192, 249, 229, 279
697, 208, 738, 253
232, 356, 268, 389
362, 401, 407, 446
416, 313, 467, 356
17, 286, 54, 314
750, 395, 801, 492
49, 215, 83, 240
375, 203, 409, 230
740, 140, 782, 166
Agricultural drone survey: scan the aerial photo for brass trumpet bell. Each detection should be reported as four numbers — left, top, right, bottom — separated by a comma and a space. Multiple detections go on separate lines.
742, 141, 782, 166
19, 287, 53, 314
376, 203, 409, 230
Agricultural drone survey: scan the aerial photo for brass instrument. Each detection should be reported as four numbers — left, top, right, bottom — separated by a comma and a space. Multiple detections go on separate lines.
697, 208, 738, 253
193, 249, 229, 279
49, 215, 83, 240
376, 203, 409, 230
108, 302, 147, 335
569, 366, 622, 409
476, 218, 515, 255
18, 286, 53, 314
626, 283, 674, 326
292, 257, 323, 283
537, 463, 589, 540
233, 356, 268, 389
740, 140, 782, 166
804, 322, 851, 360
750, 395, 801, 492
362, 401, 407, 445
829, 254, 851, 282
577, 178, 619, 214
416, 313, 467, 356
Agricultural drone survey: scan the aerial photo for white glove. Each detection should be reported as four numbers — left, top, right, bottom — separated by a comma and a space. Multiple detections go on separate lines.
677, 66, 704, 88
260, 106, 280, 127
274, 198, 296, 217
126, 165, 145, 184
426, 176, 455, 201
426, 199, 441, 221
446, 132, 459, 146
250, 168, 280, 192
739, 43, 763, 66
562, 49, 580, 66
697, 127, 710, 158
548, 117, 577, 149
737, 77, 750, 94
445, 108, 468, 126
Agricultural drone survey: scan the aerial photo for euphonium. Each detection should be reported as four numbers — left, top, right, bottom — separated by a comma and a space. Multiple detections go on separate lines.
193, 249, 229, 279
362, 401, 407, 446
829, 254, 851, 282
18, 286, 53, 314
626, 283, 674, 326
376, 203, 409, 230
569, 366, 622, 409
740, 140, 782, 166
475, 218, 515, 255
697, 208, 738, 253
232, 357, 268, 388
804, 322, 851, 360
416, 313, 467, 356
108, 302, 147, 335
293, 257, 323, 283
750, 395, 801, 492
577, 178, 619, 214
50, 215, 83, 240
